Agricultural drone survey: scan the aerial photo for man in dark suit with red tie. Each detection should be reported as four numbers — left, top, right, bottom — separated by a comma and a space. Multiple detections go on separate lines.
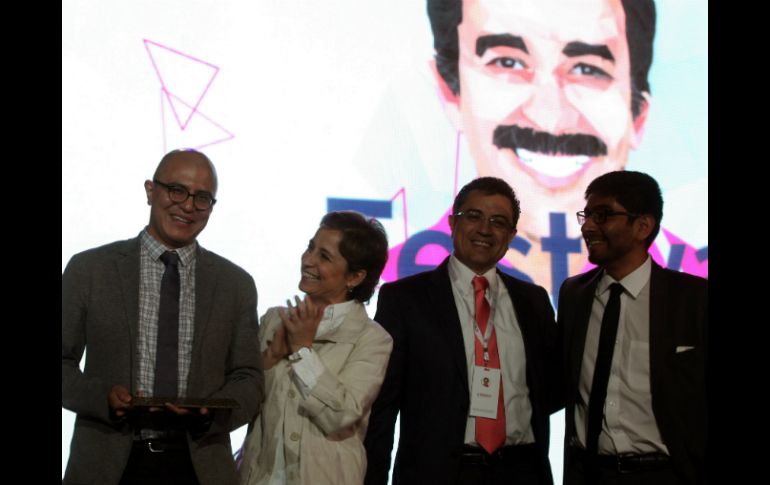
364, 177, 562, 485
558, 171, 707, 484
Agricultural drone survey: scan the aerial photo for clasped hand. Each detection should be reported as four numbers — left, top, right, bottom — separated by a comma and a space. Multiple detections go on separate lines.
264, 295, 324, 368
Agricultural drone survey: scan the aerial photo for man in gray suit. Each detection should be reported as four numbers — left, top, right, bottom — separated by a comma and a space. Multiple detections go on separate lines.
62, 149, 264, 485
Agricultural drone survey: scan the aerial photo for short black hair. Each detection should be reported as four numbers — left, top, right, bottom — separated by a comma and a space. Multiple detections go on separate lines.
427, 0, 656, 118
452, 176, 521, 230
319, 211, 389, 303
585, 170, 663, 248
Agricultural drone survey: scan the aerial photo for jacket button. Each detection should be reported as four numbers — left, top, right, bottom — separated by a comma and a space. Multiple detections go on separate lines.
290, 432, 300, 441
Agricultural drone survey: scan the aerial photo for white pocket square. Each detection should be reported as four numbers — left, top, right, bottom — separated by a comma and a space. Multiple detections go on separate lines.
676, 346, 695, 353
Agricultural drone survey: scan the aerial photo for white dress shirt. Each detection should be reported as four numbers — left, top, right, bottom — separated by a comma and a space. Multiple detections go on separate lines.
575, 256, 669, 455
448, 255, 535, 446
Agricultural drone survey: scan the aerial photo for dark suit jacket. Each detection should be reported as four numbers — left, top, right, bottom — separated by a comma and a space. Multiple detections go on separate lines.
364, 258, 562, 485
558, 260, 708, 484
62, 236, 265, 485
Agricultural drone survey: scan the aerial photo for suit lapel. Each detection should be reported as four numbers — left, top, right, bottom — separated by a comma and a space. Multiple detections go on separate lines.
428, 259, 470, 396
192, 245, 217, 378
568, 270, 602, 397
648, 261, 671, 411
499, 272, 534, 353
115, 238, 141, 387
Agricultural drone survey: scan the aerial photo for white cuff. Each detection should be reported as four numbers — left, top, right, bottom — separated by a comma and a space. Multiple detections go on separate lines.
290, 349, 324, 399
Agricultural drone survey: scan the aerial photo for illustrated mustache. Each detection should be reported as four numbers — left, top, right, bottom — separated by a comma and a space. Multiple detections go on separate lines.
493, 125, 607, 157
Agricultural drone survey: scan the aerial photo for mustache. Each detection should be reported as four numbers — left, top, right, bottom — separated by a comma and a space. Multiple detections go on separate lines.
493, 125, 607, 157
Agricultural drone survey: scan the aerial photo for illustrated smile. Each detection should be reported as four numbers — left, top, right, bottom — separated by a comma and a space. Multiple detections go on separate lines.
515, 148, 591, 178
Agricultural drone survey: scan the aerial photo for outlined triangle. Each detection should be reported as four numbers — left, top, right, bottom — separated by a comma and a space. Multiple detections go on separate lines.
144, 39, 218, 130
160, 89, 234, 151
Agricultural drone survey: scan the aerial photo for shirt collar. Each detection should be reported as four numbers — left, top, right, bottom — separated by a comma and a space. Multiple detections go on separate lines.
315, 299, 357, 340
448, 254, 499, 297
598, 255, 651, 299
140, 228, 197, 267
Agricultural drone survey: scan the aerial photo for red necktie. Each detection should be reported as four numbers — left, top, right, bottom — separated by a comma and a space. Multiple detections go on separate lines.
472, 275, 505, 454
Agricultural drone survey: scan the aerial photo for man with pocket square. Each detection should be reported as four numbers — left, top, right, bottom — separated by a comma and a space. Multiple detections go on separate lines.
557, 170, 707, 484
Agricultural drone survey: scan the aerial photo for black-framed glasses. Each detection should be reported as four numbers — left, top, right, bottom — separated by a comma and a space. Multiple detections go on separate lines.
576, 209, 638, 225
153, 179, 217, 211
454, 209, 514, 232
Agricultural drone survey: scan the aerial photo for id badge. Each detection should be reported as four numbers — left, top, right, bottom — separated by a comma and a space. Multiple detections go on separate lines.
470, 366, 501, 419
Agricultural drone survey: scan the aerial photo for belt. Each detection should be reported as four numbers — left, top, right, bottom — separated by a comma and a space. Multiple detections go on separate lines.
133, 438, 189, 453
459, 444, 538, 466
135, 428, 188, 441
571, 446, 670, 474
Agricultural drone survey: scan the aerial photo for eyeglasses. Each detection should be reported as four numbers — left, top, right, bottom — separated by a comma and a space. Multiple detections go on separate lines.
454, 209, 514, 232
576, 209, 638, 225
153, 179, 217, 211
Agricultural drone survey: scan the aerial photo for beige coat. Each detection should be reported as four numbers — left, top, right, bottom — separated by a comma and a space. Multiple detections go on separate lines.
240, 302, 393, 485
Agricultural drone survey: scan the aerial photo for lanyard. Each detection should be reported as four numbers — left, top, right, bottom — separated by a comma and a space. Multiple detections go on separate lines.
473, 318, 494, 366
453, 272, 498, 366
472, 284, 496, 366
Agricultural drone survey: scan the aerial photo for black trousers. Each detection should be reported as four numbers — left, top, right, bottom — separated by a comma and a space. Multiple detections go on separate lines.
119, 439, 200, 485
457, 444, 545, 485
565, 452, 681, 485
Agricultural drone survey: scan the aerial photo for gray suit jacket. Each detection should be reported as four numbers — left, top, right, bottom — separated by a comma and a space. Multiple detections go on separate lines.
62, 236, 264, 485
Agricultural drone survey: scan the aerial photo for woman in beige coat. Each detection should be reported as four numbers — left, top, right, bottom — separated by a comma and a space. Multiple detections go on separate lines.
240, 211, 393, 485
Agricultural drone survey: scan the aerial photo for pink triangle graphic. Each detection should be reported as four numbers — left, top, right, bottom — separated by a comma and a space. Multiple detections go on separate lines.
160, 90, 235, 152
144, 39, 219, 130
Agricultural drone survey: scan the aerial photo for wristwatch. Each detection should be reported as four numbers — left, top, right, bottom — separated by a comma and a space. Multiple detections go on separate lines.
288, 347, 311, 363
